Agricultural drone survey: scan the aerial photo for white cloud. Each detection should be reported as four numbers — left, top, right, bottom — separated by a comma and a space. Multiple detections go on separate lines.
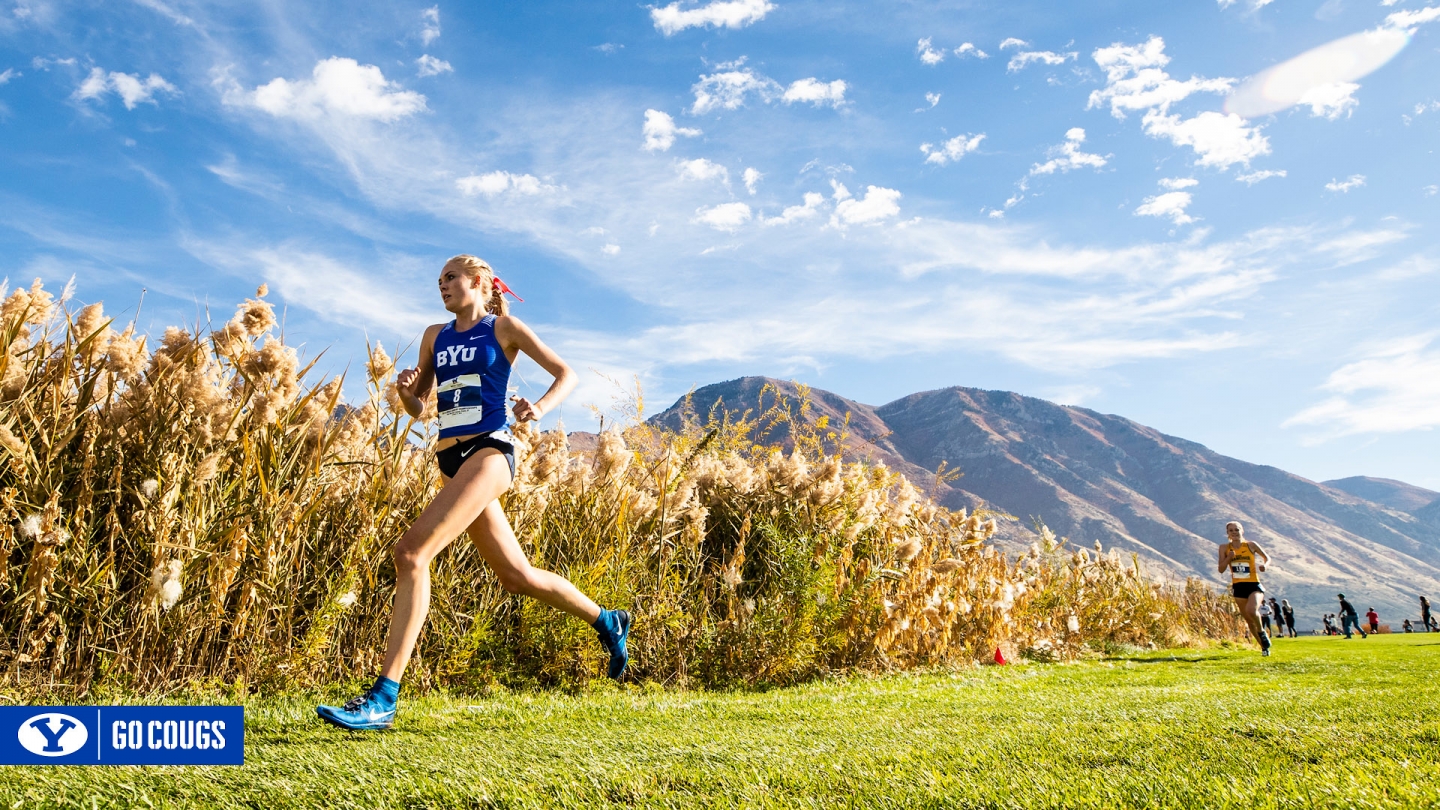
1385, 6, 1440, 30
238, 58, 426, 122
1426, 185, 1439, 197
830, 183, 901, 228
1135, 191, 1196, 225
917, 37, 946, 65
31, 57, 77, 70
677, 158, 729, 183
998, 38, 1028, 50
1159, 177, 1198, 190
1298, 81, 1359, 120
602, 243, 621, 255
1089, 37, 1270, 170
594, 43, 623, 54
743, 167, 762, 194
782, 78, 847, 107
1007, 50, 1077, 73
1325, 174, 1366, 193
760, 191, 824, 226
691, 69, 846, 113
415, 55, 453, 77
1143, 111, 1270, 169
1236, 169, 1286, 184
1217, 0, 1276, 10
690, 68, 779, 114
1030, 128, 1108, 175
642, 109, 701, 152
921, 133, 985, 165
954, 43, 989, 59
231, 247, 433, 335
420, 6, 441, 45
73, 67, 177, 109
0, 68, 17, 84
694, 201, 752, 231
651, 0, 775, 36
1284, 334, 1440, 437
924, 92, 940, 108
456, 171, 555, 197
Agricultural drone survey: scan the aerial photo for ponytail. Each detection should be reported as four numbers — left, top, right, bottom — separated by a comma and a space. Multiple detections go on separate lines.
487, 284, 509, 317
442, 254, 512, 316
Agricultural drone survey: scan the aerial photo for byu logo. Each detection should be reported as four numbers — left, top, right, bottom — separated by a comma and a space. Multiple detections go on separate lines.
17, 713, 89, 757
439, 346, 476, 368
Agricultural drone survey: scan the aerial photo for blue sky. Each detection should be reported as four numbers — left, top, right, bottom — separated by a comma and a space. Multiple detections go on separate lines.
2, 0, 1438, 488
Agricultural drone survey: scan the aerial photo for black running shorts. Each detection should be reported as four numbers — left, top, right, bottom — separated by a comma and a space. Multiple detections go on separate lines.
1231, 581, 1264, 599
436, 432, 515, 481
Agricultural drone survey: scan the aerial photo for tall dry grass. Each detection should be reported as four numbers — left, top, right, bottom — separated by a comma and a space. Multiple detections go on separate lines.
0, 280, 1242, 696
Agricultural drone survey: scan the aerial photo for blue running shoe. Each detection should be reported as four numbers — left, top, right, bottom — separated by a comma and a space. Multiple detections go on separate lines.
593, 609, 632, 681
317, 679, 398, 730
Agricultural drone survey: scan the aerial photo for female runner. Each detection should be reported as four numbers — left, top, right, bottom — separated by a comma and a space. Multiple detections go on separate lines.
1218, 520, 1271, 656
317, 255, 631, 730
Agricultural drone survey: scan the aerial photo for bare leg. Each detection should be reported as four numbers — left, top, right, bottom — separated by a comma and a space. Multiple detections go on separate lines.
1234, 593, 1265, 647
466, 500, 601, 622
380, 450, 512, 682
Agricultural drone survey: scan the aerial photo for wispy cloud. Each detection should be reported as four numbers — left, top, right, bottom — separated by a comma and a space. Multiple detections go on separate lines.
1030, 128, 1107, 175
1325, 174, 1365, 193
1135, 191, 1196, 226
416, 55, 453, 77
1007, 49, 1077, 73
690, 67, 846, 113
920, 133, 985, 165
1236, 169, 1286, 185
74, 67, 177, 109
1285, 333, 1440, 438
651, 0, 775, 36
419, 6, 441, 45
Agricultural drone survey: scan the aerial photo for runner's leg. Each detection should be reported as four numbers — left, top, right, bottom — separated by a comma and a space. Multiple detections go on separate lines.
380, 450, 513, 681
1234, 595, 1263, 645
465, 494, 601, 622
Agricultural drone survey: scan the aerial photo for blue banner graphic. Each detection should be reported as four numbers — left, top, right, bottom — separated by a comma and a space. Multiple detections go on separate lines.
1, 706, 244, 766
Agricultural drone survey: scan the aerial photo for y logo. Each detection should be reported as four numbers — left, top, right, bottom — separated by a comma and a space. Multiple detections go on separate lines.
17, 713, 89, 757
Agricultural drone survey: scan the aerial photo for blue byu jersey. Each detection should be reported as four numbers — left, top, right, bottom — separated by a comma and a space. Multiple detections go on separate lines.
432, 314, 510, 439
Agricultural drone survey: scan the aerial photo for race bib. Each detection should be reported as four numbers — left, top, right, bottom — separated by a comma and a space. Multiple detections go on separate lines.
1230, 562, 1251, 577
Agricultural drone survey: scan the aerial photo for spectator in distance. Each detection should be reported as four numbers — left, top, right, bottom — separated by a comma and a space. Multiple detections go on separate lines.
1337, 594, 1368, 639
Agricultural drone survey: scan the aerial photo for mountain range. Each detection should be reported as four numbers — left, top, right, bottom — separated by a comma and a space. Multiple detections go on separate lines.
642, 377, 1440, 627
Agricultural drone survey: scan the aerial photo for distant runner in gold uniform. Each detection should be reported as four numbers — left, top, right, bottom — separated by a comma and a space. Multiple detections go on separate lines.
1218, 521, 1272, 656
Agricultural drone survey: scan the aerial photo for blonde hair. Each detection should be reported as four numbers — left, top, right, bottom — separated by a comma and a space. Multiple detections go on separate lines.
1226, 521, 1244, 535
442, 254, 509, 317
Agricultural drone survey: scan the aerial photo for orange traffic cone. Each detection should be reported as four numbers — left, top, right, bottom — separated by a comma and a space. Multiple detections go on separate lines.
994, 646, 1007, 665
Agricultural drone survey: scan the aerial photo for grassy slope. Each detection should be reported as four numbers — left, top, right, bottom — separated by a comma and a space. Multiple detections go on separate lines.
4, 634, 1439, 809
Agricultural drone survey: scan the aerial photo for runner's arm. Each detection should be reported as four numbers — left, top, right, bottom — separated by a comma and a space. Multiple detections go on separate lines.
1249, 541, 1269, 572
495, 315, 576, 422
397, 325, 441, 419
1217, 546, 1230, 575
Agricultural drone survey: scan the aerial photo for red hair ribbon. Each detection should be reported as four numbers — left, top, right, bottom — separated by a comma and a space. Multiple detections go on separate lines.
492, 276, 524, 302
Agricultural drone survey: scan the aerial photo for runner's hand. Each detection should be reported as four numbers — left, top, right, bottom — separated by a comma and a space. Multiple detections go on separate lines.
396, 367, 420, 394
511, 395, 544, 422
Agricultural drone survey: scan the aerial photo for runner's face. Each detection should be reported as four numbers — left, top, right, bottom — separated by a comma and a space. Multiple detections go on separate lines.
438, 267, 483, 313
1225, 525, 1241, 543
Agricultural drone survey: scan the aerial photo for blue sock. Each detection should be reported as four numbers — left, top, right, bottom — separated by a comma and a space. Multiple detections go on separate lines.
592, 609, 613, 633
371, 676, 400, 706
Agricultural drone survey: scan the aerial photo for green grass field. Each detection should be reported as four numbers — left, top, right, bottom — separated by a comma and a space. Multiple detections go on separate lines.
4, 633, 1438, 809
